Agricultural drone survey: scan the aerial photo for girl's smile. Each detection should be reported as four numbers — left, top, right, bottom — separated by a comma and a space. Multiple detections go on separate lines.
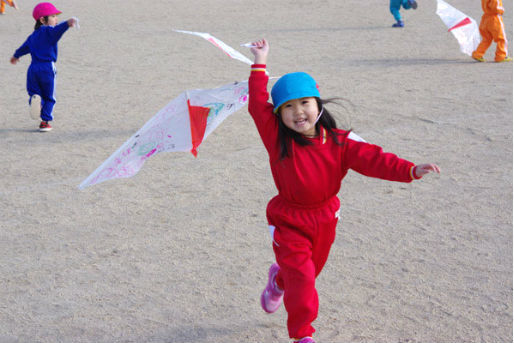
280, 97, 319, 137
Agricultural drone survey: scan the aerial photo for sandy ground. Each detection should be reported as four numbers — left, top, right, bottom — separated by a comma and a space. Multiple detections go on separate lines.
0, 0, 512, 342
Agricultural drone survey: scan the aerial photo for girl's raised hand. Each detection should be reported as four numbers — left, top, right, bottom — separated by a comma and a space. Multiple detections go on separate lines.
414, 163, 441, 178
250, 39, 269, 65
10, 56, 18, 65
67, 17, 79, 28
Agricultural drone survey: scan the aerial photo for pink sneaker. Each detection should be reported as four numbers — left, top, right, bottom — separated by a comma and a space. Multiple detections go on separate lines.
260, 263, 284, 313
295, 337, 316, 343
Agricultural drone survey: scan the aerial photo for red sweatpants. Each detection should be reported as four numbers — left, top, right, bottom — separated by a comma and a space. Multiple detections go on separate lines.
267, 195, 340, 339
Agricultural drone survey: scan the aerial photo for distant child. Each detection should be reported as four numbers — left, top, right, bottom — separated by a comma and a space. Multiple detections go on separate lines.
472, 0, 512, 62
0, 0, 17, 15
248, 39, 440, 343
10, 2, 77, 132
390, 0, 418, 27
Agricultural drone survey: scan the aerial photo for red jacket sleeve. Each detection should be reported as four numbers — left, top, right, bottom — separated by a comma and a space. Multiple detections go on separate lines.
248, 64, 279, 153
342, 138, 418, 182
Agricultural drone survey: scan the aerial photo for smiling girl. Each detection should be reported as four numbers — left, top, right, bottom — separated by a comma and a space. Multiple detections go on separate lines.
247, 39, 440, 343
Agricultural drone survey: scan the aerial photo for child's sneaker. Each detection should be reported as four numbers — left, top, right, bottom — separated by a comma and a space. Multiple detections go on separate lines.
39, 121, 52, 132
473, 56, 485, 62
392, 20, 404, 27
497, 56, 512, 63
30, 94, 42, 120
294, 337, 316, 343
260, 263, 284, 313
408, 0, 418, 9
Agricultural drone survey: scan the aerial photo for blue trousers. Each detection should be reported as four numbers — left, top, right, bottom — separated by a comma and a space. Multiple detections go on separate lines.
390, 0, 412, 22
27, 62, 56, 122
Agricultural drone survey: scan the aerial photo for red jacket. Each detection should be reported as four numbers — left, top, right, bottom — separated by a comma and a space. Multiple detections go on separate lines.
248, 65, 418, 207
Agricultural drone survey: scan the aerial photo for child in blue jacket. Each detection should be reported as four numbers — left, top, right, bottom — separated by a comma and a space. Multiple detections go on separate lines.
10, 2, 77, 132
390, 0, 418, 27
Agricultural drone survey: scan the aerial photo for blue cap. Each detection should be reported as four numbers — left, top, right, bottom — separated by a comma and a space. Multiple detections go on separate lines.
271, 72, 320, 113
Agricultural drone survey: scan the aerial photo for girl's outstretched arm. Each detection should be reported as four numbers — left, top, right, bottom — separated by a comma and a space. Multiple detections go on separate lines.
47, 20, 73, 44
414, 163, 441, 178
12, 38, 30, 61
250, 39, 269, 65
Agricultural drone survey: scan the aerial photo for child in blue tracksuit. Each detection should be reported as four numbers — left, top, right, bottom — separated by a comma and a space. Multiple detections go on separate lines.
10, 2, 77, 132
390, 0, 418, 27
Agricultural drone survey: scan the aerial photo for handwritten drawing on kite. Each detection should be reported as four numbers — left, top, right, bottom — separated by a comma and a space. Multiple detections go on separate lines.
79, 31, 365, 190
79, 81, 249, 189
436, 0, 480, 56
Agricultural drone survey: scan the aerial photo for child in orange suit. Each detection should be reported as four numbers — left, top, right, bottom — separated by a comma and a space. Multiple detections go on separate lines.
472, 0, 512, 62
0, 0, 18, 14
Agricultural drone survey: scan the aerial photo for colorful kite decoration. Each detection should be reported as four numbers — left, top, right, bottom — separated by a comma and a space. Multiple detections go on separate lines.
79, 81, 249, 189
79, 31, 365, 189
173, 29, 253, 65
436, 0, 480, 56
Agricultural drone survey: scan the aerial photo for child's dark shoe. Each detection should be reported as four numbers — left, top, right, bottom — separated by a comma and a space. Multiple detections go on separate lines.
39, 121, 52, 132
392, 20, 404, 27
408, 0, 418, 9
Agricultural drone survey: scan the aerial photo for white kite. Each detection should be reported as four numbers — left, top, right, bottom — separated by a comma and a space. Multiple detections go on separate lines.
436, 0, 480, 56
173, 29, 253, 65
79, 31, 366, 189
79, 81, 249, 189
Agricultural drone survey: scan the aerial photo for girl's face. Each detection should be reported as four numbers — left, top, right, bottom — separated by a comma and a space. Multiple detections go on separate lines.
279, 97, 319, 137
41, 14, 58, 26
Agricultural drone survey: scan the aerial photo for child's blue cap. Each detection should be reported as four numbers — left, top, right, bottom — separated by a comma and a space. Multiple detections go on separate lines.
271, 72, 320, 113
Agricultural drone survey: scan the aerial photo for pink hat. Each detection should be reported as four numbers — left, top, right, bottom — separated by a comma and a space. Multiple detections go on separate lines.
32, 2, 61, 21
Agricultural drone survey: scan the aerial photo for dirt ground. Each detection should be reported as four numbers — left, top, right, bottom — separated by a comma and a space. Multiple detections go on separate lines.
0, 0, 512, 342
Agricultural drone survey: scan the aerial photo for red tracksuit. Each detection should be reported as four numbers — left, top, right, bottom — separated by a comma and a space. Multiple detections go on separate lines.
248, 65, 419, 339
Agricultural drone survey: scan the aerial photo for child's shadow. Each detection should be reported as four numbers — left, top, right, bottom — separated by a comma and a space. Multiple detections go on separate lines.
0, 128, 38, 134
351, 58, 475, 67
272, 25, 386, 33
0, 127, 139, 145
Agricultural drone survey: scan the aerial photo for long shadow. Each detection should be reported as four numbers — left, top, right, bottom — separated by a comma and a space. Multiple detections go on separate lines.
345, 57, 476, 67
0, 128, 38, 134
0, 128, 139, 146
269, 26, 387, 33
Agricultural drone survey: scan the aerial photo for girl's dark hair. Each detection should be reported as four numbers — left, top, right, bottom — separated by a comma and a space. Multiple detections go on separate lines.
276, 97, 351, 159
34, 16, 48, 30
